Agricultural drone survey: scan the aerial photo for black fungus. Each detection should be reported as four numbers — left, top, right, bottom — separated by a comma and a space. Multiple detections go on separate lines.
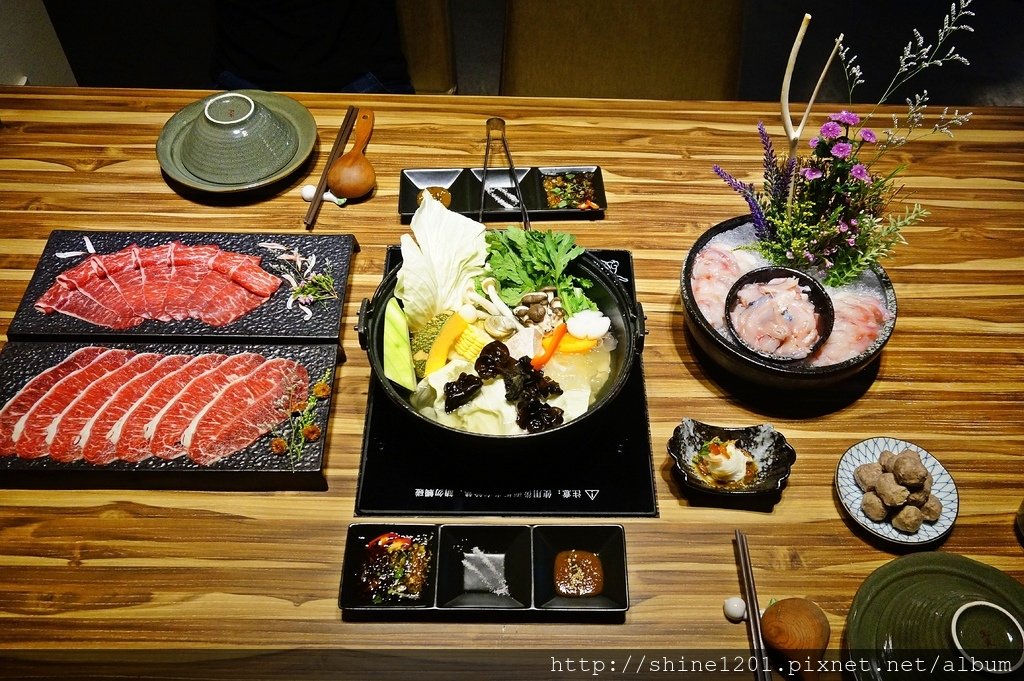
475, 340, 516, 379
453, 339, 565, 432
443, 372, 483, 412
516, 397, 564, 433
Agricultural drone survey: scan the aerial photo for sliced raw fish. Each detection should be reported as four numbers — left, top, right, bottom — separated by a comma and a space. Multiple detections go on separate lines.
811, 291, 888, 366
730, 277, 820, 359
690, 243, 759, 331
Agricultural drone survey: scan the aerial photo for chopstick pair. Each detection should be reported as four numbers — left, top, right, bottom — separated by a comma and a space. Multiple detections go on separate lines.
303, 105, 359, 231
478, 117, 532, 231
735, 529, 773, 681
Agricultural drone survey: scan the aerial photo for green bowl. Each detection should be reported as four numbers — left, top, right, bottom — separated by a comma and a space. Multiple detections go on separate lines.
178, 91, 298, 185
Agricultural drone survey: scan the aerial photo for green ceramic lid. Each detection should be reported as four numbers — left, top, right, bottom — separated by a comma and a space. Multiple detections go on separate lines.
156, 90, 317, 193
846, 552, 1024, 680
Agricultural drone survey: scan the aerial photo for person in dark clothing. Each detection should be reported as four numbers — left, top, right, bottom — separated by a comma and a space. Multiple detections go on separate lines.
211, 0, 414, 93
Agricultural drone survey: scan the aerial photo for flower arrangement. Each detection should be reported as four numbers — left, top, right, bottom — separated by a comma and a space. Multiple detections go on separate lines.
714, 1, 974, 286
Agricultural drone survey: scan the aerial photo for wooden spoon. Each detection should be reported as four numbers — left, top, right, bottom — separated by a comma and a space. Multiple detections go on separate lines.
760, 597, 831, 681
326, 109, 376, 199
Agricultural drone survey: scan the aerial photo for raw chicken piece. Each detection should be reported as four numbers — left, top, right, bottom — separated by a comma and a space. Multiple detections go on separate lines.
810, 291, 888, 366
729, 277, 820, 359
690, 244, 758, 331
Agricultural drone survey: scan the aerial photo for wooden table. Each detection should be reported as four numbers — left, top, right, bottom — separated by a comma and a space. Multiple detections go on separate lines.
0, 87, 1022, 677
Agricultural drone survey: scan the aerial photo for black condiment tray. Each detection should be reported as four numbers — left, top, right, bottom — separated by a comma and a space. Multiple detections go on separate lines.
339, 523, 628, 622
0, 341, 337, 491
354, 248, 657, 517
9, 230, 358, 347
398, 166, 606, 222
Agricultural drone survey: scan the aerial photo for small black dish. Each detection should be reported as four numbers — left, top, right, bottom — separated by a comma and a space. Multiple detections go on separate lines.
724, 266, 834, 363
339, 523, 439, 611
398, 166, 606, 222
532, 525, 628, 611
339, 523, 629, 621
667, 417, 796, 504
436, 525, 532, 609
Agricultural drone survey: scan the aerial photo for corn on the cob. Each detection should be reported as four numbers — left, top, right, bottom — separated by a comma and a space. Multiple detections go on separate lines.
453, 324, 490, 362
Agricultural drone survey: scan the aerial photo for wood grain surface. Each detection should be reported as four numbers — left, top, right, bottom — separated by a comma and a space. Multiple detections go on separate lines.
0, 87, 1021, 676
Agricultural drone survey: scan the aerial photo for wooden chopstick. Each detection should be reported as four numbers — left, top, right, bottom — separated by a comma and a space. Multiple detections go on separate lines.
303, 105, 358, 231
735, 530, 773, 681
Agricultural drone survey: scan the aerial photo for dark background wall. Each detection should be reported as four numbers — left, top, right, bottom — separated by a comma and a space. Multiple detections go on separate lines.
737, 0, 1024, 107
43, 0, 1024, 105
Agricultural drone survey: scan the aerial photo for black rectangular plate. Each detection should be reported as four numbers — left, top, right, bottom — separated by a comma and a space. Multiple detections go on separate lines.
0, 341, 337, 491
354, 248, 657, 517
398, 166, 606, 223
339, 523, 627, 622
8, 231, 357, 346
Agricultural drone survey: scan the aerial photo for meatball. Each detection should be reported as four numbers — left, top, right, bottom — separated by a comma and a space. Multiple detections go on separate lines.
861, 491, 888, 522
878, 449, 897, 472
907, 473, 934, 506
875, 472, 910, 507
892, 448, 928, 488
854, 462, 884, 492
920, 494, 943, 522
891, 505, 925, 534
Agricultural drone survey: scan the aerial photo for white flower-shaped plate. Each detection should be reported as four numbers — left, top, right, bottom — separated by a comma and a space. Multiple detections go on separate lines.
835, 436, 958, 547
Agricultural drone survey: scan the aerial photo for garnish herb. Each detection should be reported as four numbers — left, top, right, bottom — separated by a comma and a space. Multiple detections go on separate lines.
483, 227, 597, 315
259, 242, 338, 320
272, 366, 333, 462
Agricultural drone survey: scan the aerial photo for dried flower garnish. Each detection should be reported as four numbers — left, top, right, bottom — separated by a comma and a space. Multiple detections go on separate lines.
713, 1, 974, 287
271, 366, 334, 462
259, 242, 338, 320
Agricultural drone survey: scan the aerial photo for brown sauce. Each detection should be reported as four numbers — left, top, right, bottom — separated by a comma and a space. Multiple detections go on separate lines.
553, 549, 604, 597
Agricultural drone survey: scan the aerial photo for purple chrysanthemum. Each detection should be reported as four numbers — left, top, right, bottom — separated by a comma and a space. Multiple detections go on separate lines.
820, 121, 842, 139
847, 237, 857, 246
859, 128, 877, 143
838, 221, 849, 233
809, 137, 820, 148
851, 164, 871, 182
830, 110, 861, 126
831, 142, 853, 159
801, 167, 823, 180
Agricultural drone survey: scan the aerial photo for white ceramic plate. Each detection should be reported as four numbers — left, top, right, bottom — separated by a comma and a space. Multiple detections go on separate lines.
835, 436, 958, 546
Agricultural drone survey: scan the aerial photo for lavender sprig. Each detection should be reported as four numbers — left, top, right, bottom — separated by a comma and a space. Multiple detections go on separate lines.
713, 164, 768, 238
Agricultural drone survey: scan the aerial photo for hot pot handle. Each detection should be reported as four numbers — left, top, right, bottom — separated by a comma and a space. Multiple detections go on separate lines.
355, 298, 371, 350
635, 301, 647, 353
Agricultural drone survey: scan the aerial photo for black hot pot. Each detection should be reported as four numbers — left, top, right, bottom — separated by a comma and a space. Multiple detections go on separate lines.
357, 250, 645, 444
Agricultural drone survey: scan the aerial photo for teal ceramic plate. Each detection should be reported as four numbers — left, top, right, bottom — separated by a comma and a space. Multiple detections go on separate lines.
156, 90, 316, 193
847, 553, 1024, 680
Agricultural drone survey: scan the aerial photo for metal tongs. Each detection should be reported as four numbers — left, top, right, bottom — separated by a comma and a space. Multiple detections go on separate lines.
735, 530, 773, 681
478, 117, 532, 230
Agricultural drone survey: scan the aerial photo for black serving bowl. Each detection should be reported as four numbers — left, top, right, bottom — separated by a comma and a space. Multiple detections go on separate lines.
724, 266, 835, 362
357, 248, 645, 444
667, 417, 796, 502
680, 216, 897, 389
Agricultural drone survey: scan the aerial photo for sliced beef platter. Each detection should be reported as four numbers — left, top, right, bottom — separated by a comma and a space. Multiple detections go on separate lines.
0, 346, 308, 467
35, 242, 282, 330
